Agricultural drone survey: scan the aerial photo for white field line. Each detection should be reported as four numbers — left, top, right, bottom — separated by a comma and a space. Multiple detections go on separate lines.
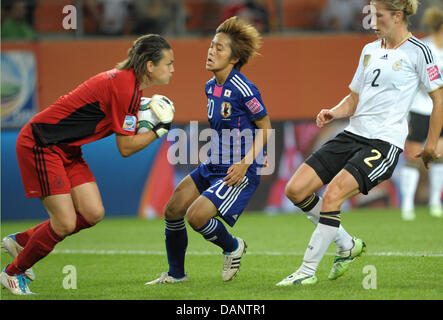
52, 249, 443, 257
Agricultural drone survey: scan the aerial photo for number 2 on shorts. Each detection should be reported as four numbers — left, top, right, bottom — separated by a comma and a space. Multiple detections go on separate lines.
364, 149, 382, 168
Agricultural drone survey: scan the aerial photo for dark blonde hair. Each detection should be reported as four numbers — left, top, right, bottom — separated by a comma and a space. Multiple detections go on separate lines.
372, 0, 419, 22
423, 6, 443, 33
216, 16, 262, 71
116, 34, 171, 83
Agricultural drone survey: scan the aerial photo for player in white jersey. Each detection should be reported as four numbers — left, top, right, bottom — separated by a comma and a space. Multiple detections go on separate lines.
400, 6, 443, 220
277, 0, 443, 286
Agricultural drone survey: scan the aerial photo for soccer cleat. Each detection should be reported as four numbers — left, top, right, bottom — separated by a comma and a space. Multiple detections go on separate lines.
222, 237, 247, 281
145, 272, 189, 285
328, 237, 366, 280
1, 267, 34, 295
401, 209, 416, 221
430, 204, 442, 218
276, 270, 318, 286
1, 233, 36, 281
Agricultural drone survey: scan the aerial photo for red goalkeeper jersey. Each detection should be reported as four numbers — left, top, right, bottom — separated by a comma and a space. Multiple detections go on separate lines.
29, 68, 142, 147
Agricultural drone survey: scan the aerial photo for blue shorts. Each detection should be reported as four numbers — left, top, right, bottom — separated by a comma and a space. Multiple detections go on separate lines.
189, 163, 259, 227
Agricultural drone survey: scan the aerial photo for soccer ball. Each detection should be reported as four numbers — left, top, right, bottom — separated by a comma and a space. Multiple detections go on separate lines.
137, 97, 159, 133
136, 95, 175, 134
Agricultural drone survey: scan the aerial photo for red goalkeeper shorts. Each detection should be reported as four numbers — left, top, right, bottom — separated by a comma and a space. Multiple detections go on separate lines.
16, 124, 96, 198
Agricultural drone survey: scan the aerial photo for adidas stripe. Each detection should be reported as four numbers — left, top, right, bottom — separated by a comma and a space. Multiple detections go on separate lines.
368, 145, 400, 182
408, 38, 433, 64
230, 75, 253, 97
219, 177, 249, 215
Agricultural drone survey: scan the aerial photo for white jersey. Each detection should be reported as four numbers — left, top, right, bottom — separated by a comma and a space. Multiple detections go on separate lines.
348, 35, 443, 149
410, 37, 443, 115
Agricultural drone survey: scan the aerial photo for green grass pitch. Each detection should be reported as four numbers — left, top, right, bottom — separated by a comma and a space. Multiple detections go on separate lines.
1, 207, 442, 301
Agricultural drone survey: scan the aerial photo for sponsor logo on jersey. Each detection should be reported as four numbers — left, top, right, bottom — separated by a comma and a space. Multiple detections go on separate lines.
427, 65, 441, 81
207, 86, 213, 95
224, 89, 232, 97
122, 115, 137, 131
221, 102, 232, 118
245, 97, 263, 114
363, 54, 371, 67
380, 54, 388, 60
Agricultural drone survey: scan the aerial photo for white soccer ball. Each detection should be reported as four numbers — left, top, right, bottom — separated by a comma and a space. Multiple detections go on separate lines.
137, 97, 160, 133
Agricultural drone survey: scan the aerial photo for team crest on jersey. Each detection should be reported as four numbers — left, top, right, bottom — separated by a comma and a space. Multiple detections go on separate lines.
221, 102, 232, 118
363, 54, 371, 67
122, 115, 137, 132
224, 89, 232, 97
52, 175, 65, 190
392, 59, 403, 71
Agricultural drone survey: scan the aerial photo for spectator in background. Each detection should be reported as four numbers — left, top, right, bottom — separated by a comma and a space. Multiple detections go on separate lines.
84, 0, 133, 36
321, 0, 367, 32
409, 0, 443, 31
132, 0, 177, 35
219, 0, 270, 33
1, 0, 36, 40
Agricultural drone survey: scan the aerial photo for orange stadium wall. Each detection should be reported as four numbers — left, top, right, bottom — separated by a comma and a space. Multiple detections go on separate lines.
3, 34, 376, 122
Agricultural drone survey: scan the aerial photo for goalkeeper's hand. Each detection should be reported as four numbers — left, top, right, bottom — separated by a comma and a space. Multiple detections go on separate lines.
152, 122, 171, 138
150, 95, 175, 138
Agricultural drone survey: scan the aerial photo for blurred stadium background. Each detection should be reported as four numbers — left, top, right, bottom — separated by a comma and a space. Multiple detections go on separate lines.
2, 0, 443, 221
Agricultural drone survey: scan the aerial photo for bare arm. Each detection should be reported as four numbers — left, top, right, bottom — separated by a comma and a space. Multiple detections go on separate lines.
416, 87, 443, 168
316, 91, 359, 128
115, 130, 158, 158
224, 115, 272, 187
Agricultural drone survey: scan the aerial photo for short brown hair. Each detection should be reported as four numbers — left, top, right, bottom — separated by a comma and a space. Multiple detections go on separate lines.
116, 34, 171, 83
216, 16, 262, 71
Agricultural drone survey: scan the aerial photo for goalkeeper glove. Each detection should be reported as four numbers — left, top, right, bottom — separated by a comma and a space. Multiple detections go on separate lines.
153, 122, 172, 138
150, 95, 175, 138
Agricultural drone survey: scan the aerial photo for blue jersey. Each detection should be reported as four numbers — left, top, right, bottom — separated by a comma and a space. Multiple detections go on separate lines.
205, 69, 268, 170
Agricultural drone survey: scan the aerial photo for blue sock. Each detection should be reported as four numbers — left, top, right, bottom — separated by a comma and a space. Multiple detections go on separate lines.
196, 218, 237, 253
165, 218, 187, 278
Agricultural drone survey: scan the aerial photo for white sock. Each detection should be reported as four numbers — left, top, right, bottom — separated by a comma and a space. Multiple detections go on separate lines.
299, 220, 339, 276
305, 197, 353, 252
429, 163, 443, 207
400, 165, 419, 213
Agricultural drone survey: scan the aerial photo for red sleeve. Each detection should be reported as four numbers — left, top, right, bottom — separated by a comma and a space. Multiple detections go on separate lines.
109, 70, 141, 136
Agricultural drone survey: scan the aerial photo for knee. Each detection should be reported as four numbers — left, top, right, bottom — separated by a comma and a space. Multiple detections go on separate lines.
91, 207, 105, 225
322, 187, 342, 208
185, 208, 206, 230
164, 199, 186, 221
82, 205, 105, 226
52, 218, 77, 238
285, 182, 306, 204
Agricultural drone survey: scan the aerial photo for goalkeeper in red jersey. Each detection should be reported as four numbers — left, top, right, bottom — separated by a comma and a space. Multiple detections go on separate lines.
1, 34, 176, 295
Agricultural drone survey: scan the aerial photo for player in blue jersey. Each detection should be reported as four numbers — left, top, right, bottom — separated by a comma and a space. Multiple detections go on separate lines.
146, 16, 272, 284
